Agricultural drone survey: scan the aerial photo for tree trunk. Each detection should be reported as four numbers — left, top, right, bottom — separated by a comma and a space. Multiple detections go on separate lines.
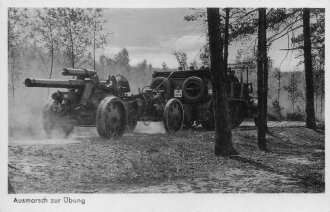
278, 73, 281, 102
11, 57, 15, 107
207, 8, 238, 156
303, 8, 317, 129
224, 8, 230, 70
320, 93, 323, 115
49, 42, 54, 79
69, 27, 75, 68
315, 96, 318, 115
8, 177, 14, 194
264, 56, 269, 132
93, 29, 96, 70
292, 102, 295, 112
47, 41, 54, 96
257, 8, 268, 151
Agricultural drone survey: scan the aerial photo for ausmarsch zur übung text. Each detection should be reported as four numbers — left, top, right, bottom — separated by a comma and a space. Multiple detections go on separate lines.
13, 197, 85, 205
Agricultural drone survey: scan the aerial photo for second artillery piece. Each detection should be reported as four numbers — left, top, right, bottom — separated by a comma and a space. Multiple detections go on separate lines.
25, 68, 184, 138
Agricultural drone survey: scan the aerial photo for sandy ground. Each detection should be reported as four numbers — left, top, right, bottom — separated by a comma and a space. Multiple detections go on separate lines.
8, 121, 324, 193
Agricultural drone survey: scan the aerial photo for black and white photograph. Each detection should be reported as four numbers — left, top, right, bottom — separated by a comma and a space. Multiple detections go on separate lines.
1, 0, 329, 211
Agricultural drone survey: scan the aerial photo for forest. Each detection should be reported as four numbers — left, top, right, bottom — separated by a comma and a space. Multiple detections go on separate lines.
8, 8, 324, 137
6, 7, 326, 197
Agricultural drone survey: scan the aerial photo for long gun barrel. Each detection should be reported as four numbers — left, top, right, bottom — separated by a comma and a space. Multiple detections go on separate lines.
24, 78, 86, 88
62, 68, 96, 77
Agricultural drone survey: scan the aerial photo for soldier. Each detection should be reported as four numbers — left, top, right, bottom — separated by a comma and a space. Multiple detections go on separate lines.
227, 68, 239, 83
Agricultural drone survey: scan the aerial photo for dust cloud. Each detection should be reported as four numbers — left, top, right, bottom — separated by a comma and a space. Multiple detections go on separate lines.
9, 86, 51, 139
134, 122, 166, 134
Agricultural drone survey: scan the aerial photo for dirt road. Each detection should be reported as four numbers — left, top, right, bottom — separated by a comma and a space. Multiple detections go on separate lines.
8, 121, 324, 193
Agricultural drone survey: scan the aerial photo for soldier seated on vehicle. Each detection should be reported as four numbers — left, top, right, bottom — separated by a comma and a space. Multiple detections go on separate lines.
101, 75, 117, 93
106, 75, 115, 89
226, 69, 240, 98
227, 69, 239, 83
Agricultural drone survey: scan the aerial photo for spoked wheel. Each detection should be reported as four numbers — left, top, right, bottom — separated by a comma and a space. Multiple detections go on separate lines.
96, 96, 127, 139
126, 118, 138, 132
163, 98, 184, 133
42, 102, 74, 138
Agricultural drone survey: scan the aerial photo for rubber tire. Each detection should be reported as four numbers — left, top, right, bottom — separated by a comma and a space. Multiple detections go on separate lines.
96, 96, 127, 139
163, 98, 184, 133
182, 76, 206, 103
150, 77, 172, 100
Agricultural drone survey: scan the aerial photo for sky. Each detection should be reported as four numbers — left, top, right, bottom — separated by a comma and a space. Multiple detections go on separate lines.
100, 8, 300, 71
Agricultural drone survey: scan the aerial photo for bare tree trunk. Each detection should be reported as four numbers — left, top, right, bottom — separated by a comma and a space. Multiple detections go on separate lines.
11, 58, 15, 107
320, 93, 323, 115
303, 8, 317, 129
292, 102, 295, 112
315, 96, 318, 115
49, 42, 54, 79
278, 73, 281, 102
207, 8, 238, 156
224, 8, 230, 70
8, 177, 14, 194
47, 41, 54, 96
264, 56, 269, 132
257, 8, 268, 151
69, 27, 75, 68
93, 29, 96, 70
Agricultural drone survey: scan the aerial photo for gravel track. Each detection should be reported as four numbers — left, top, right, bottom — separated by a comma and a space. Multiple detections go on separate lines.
8, 121, 325, 193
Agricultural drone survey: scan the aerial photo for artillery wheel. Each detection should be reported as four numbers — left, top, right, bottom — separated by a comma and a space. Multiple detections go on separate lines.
96, 96, 127, 139
42, 102, 74, 138
163, 98, 184, 133
126, 118, 138, 132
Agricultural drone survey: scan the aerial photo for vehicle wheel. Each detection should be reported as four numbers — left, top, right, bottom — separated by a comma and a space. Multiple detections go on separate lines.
126, 118, 138, 132
96, 96, 127, 138
42, 102, 73, 138
182, 76, 206, 103
201, 111, 215, 131
163, 98, 184, 133
150, 77, 172, 100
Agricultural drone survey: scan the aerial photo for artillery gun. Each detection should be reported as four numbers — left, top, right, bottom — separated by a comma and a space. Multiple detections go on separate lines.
25, 65, 257, 139
25, 68, 184, 138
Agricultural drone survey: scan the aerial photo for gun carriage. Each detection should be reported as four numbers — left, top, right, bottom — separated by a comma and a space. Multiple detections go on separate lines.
24, 68, 184, 138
